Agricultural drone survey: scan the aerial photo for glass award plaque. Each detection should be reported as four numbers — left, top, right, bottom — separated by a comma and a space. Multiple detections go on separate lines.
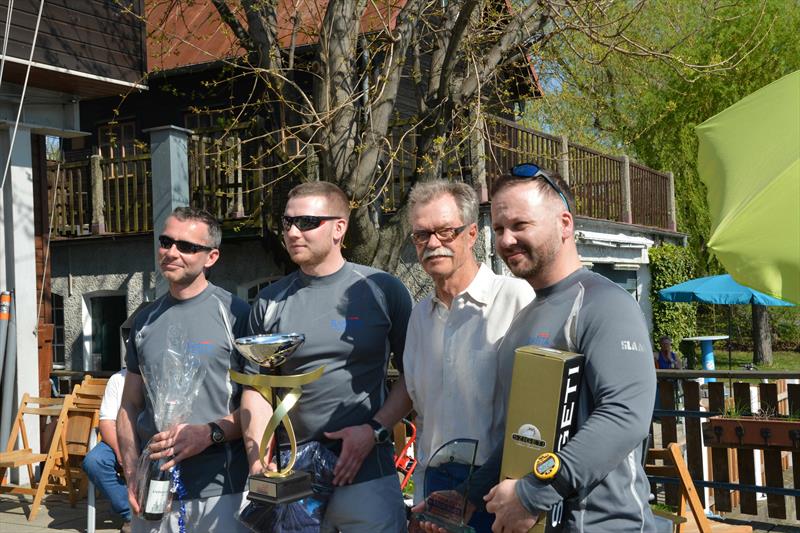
413, 438, 479, 533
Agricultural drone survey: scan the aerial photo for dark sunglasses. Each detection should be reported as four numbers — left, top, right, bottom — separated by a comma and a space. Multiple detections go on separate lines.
282, 215, 341, 232
158, 235, 214, 254
511, 163, 571, 213
410, 224, 469, 246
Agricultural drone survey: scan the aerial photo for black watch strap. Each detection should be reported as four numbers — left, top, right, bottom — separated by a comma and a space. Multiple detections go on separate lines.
550, 468, 573, 499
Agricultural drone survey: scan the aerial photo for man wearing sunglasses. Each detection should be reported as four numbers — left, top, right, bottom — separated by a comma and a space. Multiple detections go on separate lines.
418, 166, 655, 532
242, 182, 413, 533
118, 207, 251, 533
401, 180, 534, 531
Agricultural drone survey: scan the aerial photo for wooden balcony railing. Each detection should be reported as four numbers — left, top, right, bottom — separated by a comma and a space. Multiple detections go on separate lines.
48, 153, 152, 236
47, 115, 677, 238
485, 116, 676, 230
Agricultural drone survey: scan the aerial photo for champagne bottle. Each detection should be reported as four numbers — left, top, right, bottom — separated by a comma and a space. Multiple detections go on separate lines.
141, 401, 177, 521
141, 453, 172, 520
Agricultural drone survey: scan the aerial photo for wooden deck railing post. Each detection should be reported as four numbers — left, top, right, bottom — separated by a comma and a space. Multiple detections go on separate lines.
559, 134, 570, 184
621, 155, 633, 223
89, 155, 106, 234
667, 171, 677, 231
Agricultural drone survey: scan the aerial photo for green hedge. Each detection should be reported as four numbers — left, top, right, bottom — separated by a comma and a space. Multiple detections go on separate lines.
649, 244, 696, 347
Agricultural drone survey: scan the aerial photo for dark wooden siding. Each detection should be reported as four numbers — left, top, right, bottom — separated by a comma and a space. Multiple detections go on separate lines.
0, 0, 145, 83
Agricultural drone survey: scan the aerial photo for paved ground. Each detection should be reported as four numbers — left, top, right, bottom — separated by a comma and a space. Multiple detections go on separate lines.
0, 492, 124, 533
1, 467, 797, 532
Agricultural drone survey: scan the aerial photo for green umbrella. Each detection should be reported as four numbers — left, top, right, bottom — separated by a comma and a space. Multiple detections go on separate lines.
696, 70, 800, 304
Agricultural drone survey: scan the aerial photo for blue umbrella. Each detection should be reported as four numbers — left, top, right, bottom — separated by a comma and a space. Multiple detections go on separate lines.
659, 275, 794, 373
659, 275, 795, 307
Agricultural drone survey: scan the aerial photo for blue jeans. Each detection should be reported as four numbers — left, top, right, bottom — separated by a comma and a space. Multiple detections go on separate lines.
82, 440, 131, 521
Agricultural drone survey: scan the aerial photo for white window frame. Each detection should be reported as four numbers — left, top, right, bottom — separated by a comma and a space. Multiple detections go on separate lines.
239, 276, 282, 304
81, 290, 127, 371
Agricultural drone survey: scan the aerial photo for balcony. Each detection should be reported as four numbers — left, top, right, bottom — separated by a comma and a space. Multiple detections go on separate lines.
47, 116, 676, 238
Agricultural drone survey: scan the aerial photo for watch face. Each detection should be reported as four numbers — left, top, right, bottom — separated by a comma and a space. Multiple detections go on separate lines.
375, 428, 390, 443
210, 424, 224, 443
533, 452, 560, 480
536, 456, 556, 475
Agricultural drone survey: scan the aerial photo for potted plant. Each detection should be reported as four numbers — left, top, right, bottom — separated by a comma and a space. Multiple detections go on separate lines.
704, 405, 800, 450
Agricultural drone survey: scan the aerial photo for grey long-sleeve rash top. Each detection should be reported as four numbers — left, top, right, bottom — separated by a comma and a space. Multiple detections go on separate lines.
469, 268, 656, 532
246, 261, 412, 484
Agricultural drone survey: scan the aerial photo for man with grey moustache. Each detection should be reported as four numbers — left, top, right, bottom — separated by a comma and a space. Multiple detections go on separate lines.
400, 180, 534, 531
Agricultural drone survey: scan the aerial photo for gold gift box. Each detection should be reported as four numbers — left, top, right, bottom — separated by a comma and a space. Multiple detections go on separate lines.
500, 345, 584, 533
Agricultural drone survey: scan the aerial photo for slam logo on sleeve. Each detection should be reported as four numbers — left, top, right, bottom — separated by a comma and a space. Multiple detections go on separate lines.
620, 340, 646, 352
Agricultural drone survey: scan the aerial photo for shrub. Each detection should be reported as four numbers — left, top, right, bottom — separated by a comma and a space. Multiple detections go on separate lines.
649, 244, 697, 350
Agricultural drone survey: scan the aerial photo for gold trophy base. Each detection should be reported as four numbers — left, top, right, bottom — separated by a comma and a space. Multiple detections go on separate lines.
247, 470, 314, 504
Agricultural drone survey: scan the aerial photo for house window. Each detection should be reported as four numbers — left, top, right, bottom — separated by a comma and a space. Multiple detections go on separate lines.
97, 121, 138, 159
83, 293, 127, 371
51, 293, 65, 367
240, 277, 281, 304
184, 108, 239, 136
590, 263, 639, 299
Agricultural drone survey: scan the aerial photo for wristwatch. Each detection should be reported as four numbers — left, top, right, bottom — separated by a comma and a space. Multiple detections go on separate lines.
533, 452, 573, 498
208, 422, 225, 444
533, 452, 560, 480
367, 419, 390, 444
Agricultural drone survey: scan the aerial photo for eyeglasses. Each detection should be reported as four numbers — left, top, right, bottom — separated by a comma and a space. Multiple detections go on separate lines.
410, 224, 469, 246
511, 163, 571, 213
158, 235, 214, 254
281, 215, 341, 232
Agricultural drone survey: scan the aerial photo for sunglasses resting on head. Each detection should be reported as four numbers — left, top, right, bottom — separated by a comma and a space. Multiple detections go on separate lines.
511, 162, 571, 213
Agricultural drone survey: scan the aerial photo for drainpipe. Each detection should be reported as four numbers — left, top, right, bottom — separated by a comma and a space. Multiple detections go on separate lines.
0, 292, 10, 382
0, 292, 17, 449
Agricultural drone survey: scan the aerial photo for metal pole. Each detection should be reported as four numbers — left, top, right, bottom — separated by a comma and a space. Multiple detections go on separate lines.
727, 305, 733, 392
0, 292, 10, 382
0, 292, 17, 448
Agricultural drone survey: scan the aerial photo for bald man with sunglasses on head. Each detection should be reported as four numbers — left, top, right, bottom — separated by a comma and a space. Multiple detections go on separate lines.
117, 206, 251, 533
417, 164, 656, 533
242, 181, 413, 533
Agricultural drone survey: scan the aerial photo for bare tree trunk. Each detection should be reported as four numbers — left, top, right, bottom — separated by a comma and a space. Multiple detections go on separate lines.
752, 304, 772, 366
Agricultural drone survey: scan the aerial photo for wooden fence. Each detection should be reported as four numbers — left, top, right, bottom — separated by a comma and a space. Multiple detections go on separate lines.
100, 154, 151, 234
48, 154, 151, 236
48, 115, 677, 237
49, 160, 90, 236
484, 116, 676, 230
188, 134, 307, 231
652, 371, 799, 522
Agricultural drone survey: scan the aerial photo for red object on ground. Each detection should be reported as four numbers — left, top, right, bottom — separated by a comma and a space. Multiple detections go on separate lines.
394, 418, 418, 490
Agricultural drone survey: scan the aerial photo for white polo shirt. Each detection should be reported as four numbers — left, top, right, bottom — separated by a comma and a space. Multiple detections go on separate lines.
99, 369, 127, 421
403, 264, 534, 502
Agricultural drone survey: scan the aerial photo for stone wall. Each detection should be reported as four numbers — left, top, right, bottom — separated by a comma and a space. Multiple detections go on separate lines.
50, 234, 284, 371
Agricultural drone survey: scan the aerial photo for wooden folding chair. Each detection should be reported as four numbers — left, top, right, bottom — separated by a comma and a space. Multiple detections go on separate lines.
63, 384, 103, 500
0, 393, 76, 520
646, 443, 752, 533
81, 376, 109, 388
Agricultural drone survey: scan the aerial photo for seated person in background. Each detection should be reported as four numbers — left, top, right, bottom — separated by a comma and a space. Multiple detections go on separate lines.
654, 336, 682, 413
655, 336, 682, 369
82, 369, 131, 531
